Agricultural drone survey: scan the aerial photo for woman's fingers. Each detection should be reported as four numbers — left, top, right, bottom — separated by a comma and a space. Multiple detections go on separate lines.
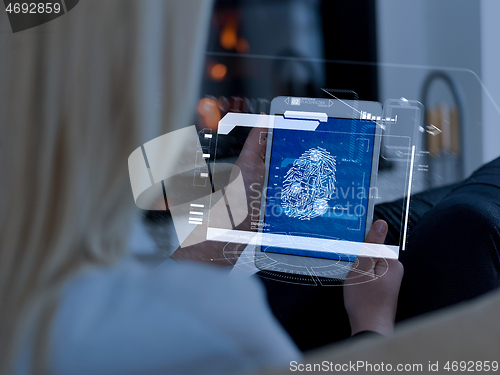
365, 219, 388, 244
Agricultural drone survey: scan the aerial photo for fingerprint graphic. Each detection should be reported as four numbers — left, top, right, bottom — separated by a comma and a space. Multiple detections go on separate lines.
281, 147, 336, 220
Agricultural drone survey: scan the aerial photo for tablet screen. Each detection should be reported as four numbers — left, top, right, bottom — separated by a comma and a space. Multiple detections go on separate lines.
261, 116, 377, 260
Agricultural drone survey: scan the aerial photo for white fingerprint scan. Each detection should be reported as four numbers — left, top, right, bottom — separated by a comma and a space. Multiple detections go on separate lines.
281, 147, 336, 220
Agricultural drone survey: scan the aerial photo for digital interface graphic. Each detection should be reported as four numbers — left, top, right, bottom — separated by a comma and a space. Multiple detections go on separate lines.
281, 147, 337, 220
262, 116, 377, 260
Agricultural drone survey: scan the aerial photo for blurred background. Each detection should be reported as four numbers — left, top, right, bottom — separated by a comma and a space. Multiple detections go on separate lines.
132, 0, 500, 261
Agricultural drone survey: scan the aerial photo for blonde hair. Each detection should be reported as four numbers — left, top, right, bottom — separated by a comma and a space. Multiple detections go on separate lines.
0, 0, 212, 372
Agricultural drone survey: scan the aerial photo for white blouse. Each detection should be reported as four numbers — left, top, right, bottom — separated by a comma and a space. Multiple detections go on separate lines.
16, 258, 300, 374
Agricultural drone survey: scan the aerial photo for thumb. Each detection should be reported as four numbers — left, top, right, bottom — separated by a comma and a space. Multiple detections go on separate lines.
365, 220, 388, 244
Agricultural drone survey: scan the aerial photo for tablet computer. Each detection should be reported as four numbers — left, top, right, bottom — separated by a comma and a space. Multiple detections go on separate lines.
254, 96, 383, 274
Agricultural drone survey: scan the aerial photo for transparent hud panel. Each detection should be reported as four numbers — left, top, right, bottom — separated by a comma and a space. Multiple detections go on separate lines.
206, 96, 415, 283
130, 55, 500, 285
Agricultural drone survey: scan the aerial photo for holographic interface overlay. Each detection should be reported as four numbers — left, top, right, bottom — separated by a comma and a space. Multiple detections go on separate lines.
207, 97, 421, 268
128, 125, 249, 249
280, 146, 337, 221
127, 98, 421, 279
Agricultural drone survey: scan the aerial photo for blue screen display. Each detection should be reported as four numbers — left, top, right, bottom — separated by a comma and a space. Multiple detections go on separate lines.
262, 116, 376, 260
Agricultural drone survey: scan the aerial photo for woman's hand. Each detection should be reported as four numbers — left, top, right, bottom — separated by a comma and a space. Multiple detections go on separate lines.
171, 126, 266, 266
343, 220, 404, 336
233, 126, 267, 231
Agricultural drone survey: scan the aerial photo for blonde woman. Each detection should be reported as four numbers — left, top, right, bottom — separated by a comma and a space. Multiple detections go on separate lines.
0, 1, 403, 374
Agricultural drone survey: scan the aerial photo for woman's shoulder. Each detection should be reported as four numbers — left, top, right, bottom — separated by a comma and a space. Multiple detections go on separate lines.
49, 258, 299, 375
